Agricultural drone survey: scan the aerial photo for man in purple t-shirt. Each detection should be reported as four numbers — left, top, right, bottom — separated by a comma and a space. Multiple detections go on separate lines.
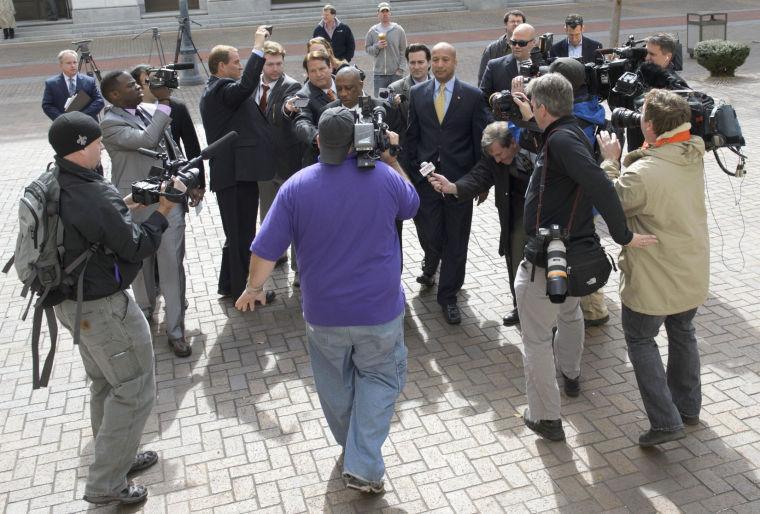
236, 106, 419, 494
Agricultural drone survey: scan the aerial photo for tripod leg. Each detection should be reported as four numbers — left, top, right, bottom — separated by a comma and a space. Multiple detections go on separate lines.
86, 56, 102, 83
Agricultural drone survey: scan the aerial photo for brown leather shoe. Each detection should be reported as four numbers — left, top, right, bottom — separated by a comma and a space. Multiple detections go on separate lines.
168, 337, 192, 357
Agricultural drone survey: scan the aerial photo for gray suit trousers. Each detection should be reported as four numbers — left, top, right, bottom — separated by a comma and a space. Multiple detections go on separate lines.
131, 203, 186, 339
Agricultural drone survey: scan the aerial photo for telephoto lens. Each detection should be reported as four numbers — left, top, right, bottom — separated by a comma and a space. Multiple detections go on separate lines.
544, 225, 569, 304
610, 107, 642, 129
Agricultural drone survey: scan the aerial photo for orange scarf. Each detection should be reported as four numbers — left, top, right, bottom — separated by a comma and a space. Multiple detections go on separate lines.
642, 129, 691, 149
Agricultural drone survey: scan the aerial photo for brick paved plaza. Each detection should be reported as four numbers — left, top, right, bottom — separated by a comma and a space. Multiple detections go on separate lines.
1, 1, 760, 512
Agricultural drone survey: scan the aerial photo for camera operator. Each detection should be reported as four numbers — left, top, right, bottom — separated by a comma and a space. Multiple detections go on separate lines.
597, 89, 708, 447
288, 50, 337, 167
427, 122, 529, 327
515, 57, 615, 327
235, 107, 418, 495
625, 33, 689, 151
101, 70, 194, 357
49, 112, 175, 505
131, 64, 205, 193
480, 23, 536, 102
510, 73, 656, 442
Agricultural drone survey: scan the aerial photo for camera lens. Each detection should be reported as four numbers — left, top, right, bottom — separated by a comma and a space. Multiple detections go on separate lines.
610, 108, 642, 129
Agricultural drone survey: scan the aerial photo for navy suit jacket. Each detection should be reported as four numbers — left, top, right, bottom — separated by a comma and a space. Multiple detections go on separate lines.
199, 53, 275, 192
549, 36, 603, 63
402, 78, 491, 185
479, 54, 519, 102
42, 73, 104, 121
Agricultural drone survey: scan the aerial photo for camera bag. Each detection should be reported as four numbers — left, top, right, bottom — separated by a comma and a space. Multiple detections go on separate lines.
533, 128, 614, 297
2, 163, 97, 389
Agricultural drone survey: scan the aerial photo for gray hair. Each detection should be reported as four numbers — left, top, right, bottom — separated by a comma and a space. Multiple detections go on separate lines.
647, 33, 676, 55
481, 122, 513, 152
526, 73, 574, 118
57, 49, 78, 62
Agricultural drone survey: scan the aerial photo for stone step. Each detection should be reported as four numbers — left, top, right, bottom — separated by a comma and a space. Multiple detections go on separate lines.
13, 0, 471, 42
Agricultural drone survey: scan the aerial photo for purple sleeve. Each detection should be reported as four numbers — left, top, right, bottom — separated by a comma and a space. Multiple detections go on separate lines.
250, 186, 293, 260
382, 163, 419, 220
155, 103, 172, 116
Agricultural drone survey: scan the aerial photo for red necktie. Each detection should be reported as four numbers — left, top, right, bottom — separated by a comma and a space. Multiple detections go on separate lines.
326, 89, 336, 102
259, 84, 270, 113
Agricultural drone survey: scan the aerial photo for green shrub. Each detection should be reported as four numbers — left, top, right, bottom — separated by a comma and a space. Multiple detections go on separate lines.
694, 40, 750, 76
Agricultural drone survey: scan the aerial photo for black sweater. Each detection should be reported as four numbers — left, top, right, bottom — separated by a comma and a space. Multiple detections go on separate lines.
523, 116, 632, 253
54, 157, 168, 302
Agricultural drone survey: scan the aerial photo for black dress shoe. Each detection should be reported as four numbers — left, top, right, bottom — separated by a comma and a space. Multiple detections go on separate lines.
524, 416, 566, 441
638, 429, 686, 447
502, 308, 519, 326
443, 303, 461, 324
217, 288, 231, 298
168, 337, 192, 357
681, 413, 700, 426
416, 273, 435, 287
584, 314, 610, 327
260, 290, 276, 304
562, 373, 580, 397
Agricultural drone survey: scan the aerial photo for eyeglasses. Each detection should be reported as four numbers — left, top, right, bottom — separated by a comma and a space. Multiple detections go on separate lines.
509, 39, 532, 47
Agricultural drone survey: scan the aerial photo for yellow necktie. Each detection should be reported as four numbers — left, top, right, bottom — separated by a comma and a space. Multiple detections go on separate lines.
435, 82, 446, 124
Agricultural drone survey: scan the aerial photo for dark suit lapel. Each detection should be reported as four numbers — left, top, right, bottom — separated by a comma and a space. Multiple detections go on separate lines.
58, 75, 69, 97
422, 80, 436, 121
266, 77, 285, 116
441, 79, 462, 125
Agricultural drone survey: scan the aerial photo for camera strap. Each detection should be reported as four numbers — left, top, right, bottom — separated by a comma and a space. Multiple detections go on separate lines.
535, 128, 583, 236
531, 128, 583, 282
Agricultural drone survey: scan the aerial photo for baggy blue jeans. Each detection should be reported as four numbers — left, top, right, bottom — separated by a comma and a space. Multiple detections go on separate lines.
306, 313, 407, 483
622, 305, 702, 431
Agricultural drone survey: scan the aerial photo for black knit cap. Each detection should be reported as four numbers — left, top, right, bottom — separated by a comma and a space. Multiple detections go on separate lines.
48, 112, 102, 157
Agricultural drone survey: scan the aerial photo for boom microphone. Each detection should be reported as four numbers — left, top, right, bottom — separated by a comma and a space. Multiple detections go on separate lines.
201, 131, 238, 159
166, 62, 195, 70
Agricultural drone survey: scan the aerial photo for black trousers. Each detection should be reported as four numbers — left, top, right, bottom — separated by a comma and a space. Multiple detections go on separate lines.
415, 181, 473, 305
216, 182, 259, 299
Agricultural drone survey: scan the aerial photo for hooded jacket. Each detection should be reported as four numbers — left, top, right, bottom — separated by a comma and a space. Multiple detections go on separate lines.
603, 125, 709, 315
365, 22, 407, 76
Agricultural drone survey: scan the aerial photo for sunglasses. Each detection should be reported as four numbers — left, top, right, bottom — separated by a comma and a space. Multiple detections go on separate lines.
509, 39, 532, 47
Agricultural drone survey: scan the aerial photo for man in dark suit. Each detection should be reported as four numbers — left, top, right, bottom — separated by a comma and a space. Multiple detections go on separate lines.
290, 51, 336, 167
256, 40, 302, 269
549, 14, 602, 63
480, 23, 536, 101
199, 26, 276, 301
403, 42, 490, 324
477, 9, 526, 85
42, 49, 104, 122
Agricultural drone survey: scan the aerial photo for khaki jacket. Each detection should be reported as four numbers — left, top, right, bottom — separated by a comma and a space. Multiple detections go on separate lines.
602, 124, 709, 315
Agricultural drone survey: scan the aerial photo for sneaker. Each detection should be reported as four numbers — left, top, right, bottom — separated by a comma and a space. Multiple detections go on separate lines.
638, 429, 686, 447
562, 373, 580, 398
523, 415, 566, 441
344, 474, 384, 494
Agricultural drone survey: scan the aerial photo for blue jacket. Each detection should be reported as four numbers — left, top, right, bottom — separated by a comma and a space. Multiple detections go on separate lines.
42, 73, 104, 122
573, 96, 607, 149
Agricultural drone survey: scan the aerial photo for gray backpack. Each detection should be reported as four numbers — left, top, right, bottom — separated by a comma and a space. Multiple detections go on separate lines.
3, 163, 97, 389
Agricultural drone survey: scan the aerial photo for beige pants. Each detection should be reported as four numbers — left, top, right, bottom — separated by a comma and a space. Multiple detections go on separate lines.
581, 289, 609, 320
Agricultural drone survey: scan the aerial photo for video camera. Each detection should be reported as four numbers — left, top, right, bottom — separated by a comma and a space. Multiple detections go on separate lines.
584, 35, 648, 103
378, 88, 404, 105
517, 33, 554, 84
488, 90, 523, 122
353, 97, 399, 169
132, 131, 238, 205
147, 62, 195, 89
610, 91, 746, 176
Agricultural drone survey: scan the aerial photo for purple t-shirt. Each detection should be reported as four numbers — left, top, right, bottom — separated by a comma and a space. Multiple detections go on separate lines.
251, 156, 419, 326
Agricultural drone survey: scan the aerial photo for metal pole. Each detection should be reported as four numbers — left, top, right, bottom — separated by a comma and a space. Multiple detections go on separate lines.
178, 0, 203, 86
609, 0, 623, 47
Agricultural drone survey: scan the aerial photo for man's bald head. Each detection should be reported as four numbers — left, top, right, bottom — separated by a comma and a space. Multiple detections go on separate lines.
431, 42, 456, 59
335, 66, 364, 108
431, 42, 457, 83
510, 23, 537, 60
336, 66, 362, 83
